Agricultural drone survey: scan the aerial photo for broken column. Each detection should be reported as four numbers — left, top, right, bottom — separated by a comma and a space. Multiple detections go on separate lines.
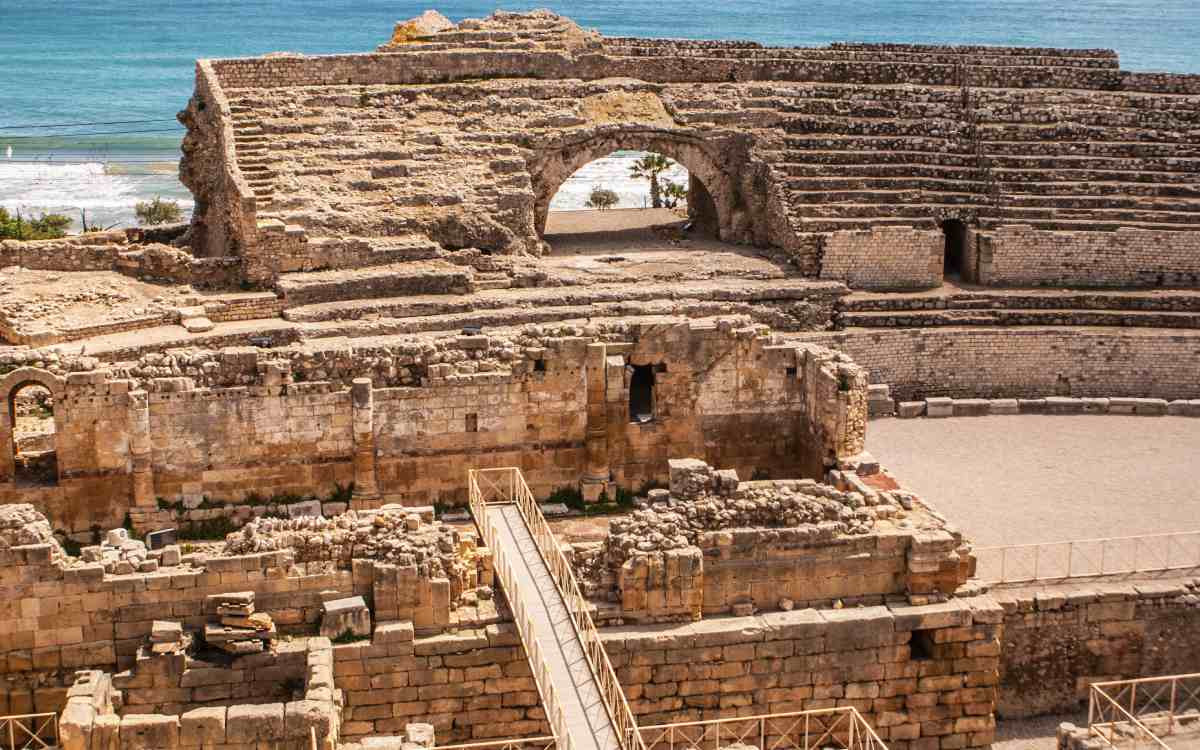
581, 342, 610, 503
351, 378, 380, 503
127, 390, 155, 507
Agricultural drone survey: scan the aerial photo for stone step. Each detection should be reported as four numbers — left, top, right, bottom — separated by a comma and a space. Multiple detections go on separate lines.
841, 289, 1200, 314
276, 261, 475, 307
282, 278, 845, 324
837, 308, 1200, 329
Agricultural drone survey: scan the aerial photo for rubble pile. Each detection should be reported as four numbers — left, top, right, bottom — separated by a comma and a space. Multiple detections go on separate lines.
0, 503, 57, 549
603, 459, 899, 564
223, 506, 468, 580
204, 591, 276, 655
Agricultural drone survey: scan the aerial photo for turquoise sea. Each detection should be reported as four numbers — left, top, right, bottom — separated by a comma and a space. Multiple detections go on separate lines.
2, 0, 1198, 229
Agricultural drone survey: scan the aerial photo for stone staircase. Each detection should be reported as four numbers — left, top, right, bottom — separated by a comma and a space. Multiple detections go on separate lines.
230, 105, 276, 209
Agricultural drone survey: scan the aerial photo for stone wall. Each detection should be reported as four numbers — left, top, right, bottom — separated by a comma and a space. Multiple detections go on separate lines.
978, 226, 1200, 287
332, 623, 548, 743
3, 322, 867, 535
819, 228, 943, 290
603, 596, 1004, 750
995, 580, 1200, 718
796, 328, 1200, 402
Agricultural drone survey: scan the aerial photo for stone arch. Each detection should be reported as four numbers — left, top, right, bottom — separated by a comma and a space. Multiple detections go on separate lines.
1, 368, 65, 484
530, 128, 741, 242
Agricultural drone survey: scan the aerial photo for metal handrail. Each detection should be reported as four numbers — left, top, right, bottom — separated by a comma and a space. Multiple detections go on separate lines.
1089, 684, 1171, 749
0, 713, 58, 750
469, 474, 569, 750
434, 739, 558, 750
975, 530, 1200, 584
640, 706, 888, 750
469, 468, 647, 750
1088, 672, 1200, 747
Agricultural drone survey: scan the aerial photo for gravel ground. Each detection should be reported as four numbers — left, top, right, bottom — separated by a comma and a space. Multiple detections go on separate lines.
994, 711, 1085, 750
865, 415, 1200, 547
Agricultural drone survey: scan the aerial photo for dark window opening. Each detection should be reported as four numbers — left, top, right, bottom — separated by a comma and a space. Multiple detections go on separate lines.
629, 364, 656, 424
910, 629, 936, 661
942, 219, 968, 279
654, 362, 668, 374
8, 383, 57, 487
534, 359, 546, 373
465, 413, 478, 433
785, 366, 797, 378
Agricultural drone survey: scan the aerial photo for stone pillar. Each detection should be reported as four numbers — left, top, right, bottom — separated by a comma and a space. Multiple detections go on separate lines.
0, 406, 13, 483
127, 391, 155, 507
351, 378, 379, 502
582, 342, 610, 503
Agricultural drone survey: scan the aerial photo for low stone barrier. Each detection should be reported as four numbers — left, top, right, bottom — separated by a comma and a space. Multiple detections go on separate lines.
866, 384, 1200, 419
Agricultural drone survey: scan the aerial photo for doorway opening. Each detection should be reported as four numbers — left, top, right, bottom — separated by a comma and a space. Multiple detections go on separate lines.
629, 364, 656, 424
942, 219, 968, 279
8, 383, 57, 486
544, 150, 716, 241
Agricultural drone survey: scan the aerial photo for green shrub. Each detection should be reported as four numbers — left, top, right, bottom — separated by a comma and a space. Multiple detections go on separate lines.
585, 185, 619, 210
134, 196, 183, 226
545, 485, 585, 511
0, 207, 70, 240
178, 517, 237, 540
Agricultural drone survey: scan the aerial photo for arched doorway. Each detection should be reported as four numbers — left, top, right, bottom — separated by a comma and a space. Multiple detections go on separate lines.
1, 368, 64, 486
531, 130, 735, 243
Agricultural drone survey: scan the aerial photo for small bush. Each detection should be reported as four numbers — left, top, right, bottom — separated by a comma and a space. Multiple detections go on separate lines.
327, 482, 355, 504
0, 207, 70, 240
134, 196, 183, 226
332, 629, 370, 644
585, 185, 619, 210
545, 485, 585, 511
662, 180, 688, 208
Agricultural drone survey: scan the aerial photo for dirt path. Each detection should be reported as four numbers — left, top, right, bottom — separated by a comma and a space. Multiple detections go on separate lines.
866, 415, 1200, 547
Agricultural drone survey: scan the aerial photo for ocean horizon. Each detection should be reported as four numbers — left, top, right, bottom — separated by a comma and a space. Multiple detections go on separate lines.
2, 0, 1198, 229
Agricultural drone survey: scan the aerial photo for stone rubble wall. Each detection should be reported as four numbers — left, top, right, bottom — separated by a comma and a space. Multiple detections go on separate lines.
994, 579, 1200, 718
59, 637, 341, 750
603, 596, 1004, 750
795, 327, 1200, 402
819, 227, 944, 291
978, 226, 1200, 287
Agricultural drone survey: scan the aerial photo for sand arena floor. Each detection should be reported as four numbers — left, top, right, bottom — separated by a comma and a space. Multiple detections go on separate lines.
866, 415, 1200, 547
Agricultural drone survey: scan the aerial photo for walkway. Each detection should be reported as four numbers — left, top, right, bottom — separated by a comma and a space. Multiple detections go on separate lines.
484, 502, 622, 750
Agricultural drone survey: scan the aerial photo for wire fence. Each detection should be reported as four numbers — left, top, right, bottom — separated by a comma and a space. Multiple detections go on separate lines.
640, 707, 889, 750
974, 530, 1200, 584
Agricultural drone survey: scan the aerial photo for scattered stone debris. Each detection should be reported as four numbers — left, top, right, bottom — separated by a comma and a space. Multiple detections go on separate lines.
204, 591, 276, 655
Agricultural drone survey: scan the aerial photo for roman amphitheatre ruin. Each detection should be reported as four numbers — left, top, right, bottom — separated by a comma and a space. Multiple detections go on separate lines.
1, 9, 1200, 750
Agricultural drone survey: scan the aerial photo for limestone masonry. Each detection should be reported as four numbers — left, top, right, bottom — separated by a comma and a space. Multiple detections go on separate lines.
2, 9, 1200, 750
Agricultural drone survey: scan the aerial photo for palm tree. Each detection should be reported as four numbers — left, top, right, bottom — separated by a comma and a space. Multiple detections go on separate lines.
629, 154, 675, 209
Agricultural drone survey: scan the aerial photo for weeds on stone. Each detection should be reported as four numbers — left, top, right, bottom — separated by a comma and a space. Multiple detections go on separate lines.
331, 629, 369, 644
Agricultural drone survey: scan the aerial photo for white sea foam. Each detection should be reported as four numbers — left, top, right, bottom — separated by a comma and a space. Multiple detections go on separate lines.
549, 152, 688, 211
0, 160, 193, 231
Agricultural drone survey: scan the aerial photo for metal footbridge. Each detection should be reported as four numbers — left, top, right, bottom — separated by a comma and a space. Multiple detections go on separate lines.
469, 468, 636, 750
466, 468, 890, 750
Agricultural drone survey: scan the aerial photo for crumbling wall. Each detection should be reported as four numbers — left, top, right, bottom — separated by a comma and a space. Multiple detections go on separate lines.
819, 228, 944, 290
995, 580, 1200, 718
979, 226, 1200, 287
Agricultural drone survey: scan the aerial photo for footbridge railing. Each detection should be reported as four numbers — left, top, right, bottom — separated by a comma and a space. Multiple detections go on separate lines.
468, 471, 568, 750
640, 707, 888, 750
469, 467, 648, 750
1089, 673, 1200, 749
975, 530, 1200, 585
0, 712, 58, 750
